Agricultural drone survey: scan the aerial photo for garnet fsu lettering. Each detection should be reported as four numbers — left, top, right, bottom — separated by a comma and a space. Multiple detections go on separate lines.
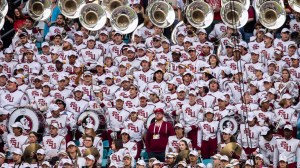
112, 111, 122, 122
139, 74, 147, 82
203, 124, 215, 133
244, 128, 254, 138
265, 143, 274, 152
85, 51, 95, 59
5, 94, 14, 102
278, 110, 289, 119
125, 101, 133, 108
137, 109, 147, 118
280, 141, 291, 152
185, 108, 195, 117
128, 123, 139, 132
10, 138, 20, 148
46, 139, 56, 149
70, 102, 81, 112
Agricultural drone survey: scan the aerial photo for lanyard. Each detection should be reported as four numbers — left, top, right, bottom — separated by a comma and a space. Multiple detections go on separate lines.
153, 122, 163, 134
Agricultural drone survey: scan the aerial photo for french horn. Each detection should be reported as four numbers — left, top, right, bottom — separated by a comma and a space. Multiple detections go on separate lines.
258, 1, 286, 29
221, 0, 250, 10
147, 1, 175, 28
110, 6, 138, 34
58, 0, 86, 19
185, 1, 214, 29
102, 0, 128, 18
0, 0, 8, 16
79, 3, 107, 31
220, 1, 248, 28
289, 0, 300, 12
26, 0, 52, 21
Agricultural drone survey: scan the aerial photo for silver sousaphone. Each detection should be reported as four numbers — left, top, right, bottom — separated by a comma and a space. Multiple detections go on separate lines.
79, 2, 107, 31
26, 0, 52, 21
258, 1, 286, 29
220, 1, 248, 28
110, 6, 138, 34
102, 0, 128, 18
147, 1, 175, 28
58, 0, 86, 18
185, 0, 214, 29
0, 0, 8, 16
0, 12, 4, 29
289, 0, 300, 12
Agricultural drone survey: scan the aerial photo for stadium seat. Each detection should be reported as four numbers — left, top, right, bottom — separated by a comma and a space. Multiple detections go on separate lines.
102, 149, 108, 159
140, 149, 149, 161
202, 159, 213, 166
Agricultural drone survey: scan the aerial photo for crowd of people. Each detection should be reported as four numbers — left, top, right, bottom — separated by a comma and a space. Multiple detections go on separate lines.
0, 0, 300, 167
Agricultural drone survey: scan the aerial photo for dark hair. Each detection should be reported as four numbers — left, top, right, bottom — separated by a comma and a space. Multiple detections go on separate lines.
13, 8, 26, 20
85, 135, 94, 143
178, 140, 189, 151
29, 131, 38, 137
208, 54, 220, 67
281, 69, 291, 79
113, 139, 123, 151
153, 70, 163, 81
55, 99, 66, 108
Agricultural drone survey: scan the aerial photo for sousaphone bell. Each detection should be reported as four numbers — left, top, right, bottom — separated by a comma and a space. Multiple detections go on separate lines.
26, 0, 52, 21
58, 0, 86, 18
221, 1, 248, 28
185, 1, 214, 29
289, 0, 300, 12
258, 1, 286, 29
102, 0, 128, 18
110, 6, 138, 34
221, 0, 250, 10
79, 3, 107, 31
147, 1, 175, 28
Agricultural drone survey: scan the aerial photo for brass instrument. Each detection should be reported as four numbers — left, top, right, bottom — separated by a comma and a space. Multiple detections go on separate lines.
79, 2, 107, 31
258, 1, 286, 29
84, 147, 100, 160
220, 1, 248, 28
171, 21, 184, 44
147, 1, 175, 28
185, 1, 214, 29
102, 0, 128, 18
0, 12, 4, 30
220, 142, 242, 160
110, 6, 138, 34
22, 143, 42, 164
254, 0, 284, 14
58, 0, 86, 18
221, 0, 250, 10
26, 0, 52, 21
0, 0, 8, 16
289, 0, 300, 12
131, 23, 144, 43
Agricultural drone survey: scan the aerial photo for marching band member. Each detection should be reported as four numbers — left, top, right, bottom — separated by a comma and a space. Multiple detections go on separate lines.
180, 90, 203, 149
109, 139, 130, 168
5, 122, 28, 154
42, 122, 66, 159
2, 48, 18, 77
8, 148, 26, 168
123, 108, 145, 159
198, 108, 219, 159
237, 113, 261, 156
66, 141, 86, 167
120, 129, 138, 161
31, 82, 54, 112
106, 96, 130, 144
0, 77, 29, 111
273, 124, 300, 168
65, 87, 89, 118
165, 123, 192, 154
73, 31, 86, 53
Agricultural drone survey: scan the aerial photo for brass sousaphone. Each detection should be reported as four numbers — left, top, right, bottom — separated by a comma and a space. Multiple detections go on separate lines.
23, 143, 43, 164
221, 1, 249, 28
110, 6, 138, 34
58, 0, 86, 18
26, 0, 52, 21
147, 1, 175, 28
258, 1, 286, 29
220, 142, 243, 159
79, 2, 107, 31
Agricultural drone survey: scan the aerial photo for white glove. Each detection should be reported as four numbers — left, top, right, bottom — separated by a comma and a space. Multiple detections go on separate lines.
175, 105, 182, 115
184, 126, 192, 133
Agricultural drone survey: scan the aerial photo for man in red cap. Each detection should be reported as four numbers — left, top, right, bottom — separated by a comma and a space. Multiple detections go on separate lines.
145, 108, 175, 162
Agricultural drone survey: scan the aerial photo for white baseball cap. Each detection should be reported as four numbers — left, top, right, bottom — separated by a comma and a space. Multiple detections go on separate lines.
136, 159, 146, 166
62, 159, 73, 165
12, 148, 22, 155
85, 123, 95, 129
189, 150, 198, 156
174, 123, 183, 128
222, 128, 232, 135
49, 104, 60, 111
86, 154, 95, 161
37, 149, 45, 155
220, 155, 229, 161
211, 154, 222, 160
50, 122, 59, 129
176, 85, 186, 92
67, 141, 76, 147
42, 161, 51, 167
87, 36, 96, 41
230, 159, 240, 165
247, 112, 256, 121
245, 159, 254, 166
11, 122, 23, 129
282, 93, 292, 99
121, 129, 129, 135
260, 126, 270, 136
205, 108, 214, 114
279, 154, 287, 162
264, 32, 274, 39
197, 163, 206, 168
74, 31, 83, 36
178, 161, 187, 167
188, 90, 197, 96
281, 28, 290, 33
284, 124, 293, 130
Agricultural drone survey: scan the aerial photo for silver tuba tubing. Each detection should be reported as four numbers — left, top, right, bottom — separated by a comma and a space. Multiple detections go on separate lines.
221, 0, 250, 10
147, 1, 175, 28
79, 3, 107, 31
185, 1, 214, 29
0, 0, 8, 16
102, 0, 128, 18
0, 12, 4, 29
27, 0, 52, 21
289, 0, 300, 12
258, 1, 286, 29
110, 6, 138, 34
220, 1, 248, 28
58, 0, 86, 19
